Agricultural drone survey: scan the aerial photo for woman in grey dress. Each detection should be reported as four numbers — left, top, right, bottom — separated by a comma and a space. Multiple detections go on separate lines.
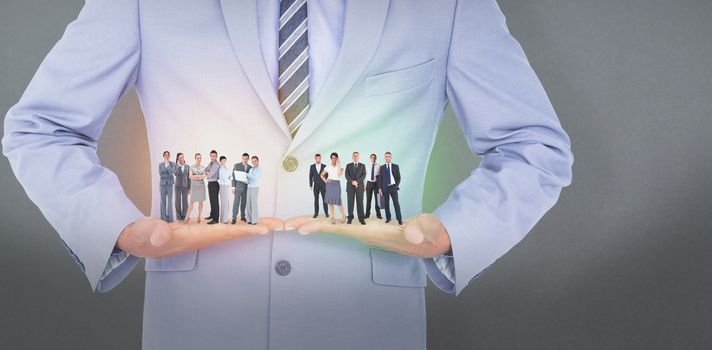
320, 152, 346, 224
184, 153, 207, 223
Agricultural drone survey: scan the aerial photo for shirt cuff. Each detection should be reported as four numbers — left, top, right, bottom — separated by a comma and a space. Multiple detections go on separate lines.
95, 246, 140, 293
422, 250, 456, 294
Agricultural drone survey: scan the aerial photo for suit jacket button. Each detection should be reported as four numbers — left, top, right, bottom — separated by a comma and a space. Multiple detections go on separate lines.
275, 260, 291, 276
282, 156, 298, 172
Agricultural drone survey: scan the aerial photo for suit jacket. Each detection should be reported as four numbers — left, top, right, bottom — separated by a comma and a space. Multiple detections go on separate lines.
1, 0, 574, 348
231, 162, 251, 188
158, 161, 176, 186
309, 163, 327, 188
344, 162, 366, 192
173, 163, 190, 188
378, 163, 401, 192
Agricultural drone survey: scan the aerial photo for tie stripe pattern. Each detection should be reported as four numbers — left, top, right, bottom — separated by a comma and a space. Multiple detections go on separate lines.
278, 0, 310, 138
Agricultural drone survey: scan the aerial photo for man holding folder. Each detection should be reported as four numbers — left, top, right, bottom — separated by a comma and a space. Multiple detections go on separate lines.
231, 153, 251, 224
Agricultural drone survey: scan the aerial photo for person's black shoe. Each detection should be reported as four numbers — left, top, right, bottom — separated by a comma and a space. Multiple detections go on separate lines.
365, 213, 370, 219
398, 220, 403, 225
231, 218, 236, 225
376, 215, 383, 219
241, 218, 247, 222
207, 220, 218, 225
249, 222, 257, 225
204, 216, 212, 220
359, 220, 366, 225
313, 213, 318, 218
325, 213, 330, 218
385, 219, 391, 223
347, 218, 353, 224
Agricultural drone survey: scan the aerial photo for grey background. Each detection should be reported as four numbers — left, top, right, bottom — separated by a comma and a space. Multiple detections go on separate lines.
1, 0, 711, 349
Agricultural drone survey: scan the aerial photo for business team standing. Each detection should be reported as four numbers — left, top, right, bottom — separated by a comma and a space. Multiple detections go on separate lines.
161, 148, 399, 227
313, 150, 402, 226
159, 150, 266, 226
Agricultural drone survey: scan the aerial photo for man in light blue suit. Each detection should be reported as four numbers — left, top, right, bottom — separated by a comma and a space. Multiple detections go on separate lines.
1, 0, 574, 349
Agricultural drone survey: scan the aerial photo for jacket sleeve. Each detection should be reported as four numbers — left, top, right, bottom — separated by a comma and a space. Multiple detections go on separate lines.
231, 165, 237, 187
344, 164, 352, 182
376, 166, 383, 189
424, 0, 574, 296
309, 166, 314, 187
1, 0, 145, 293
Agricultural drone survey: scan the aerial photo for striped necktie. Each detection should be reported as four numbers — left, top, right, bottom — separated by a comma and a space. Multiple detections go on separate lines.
278, 0, 310, 138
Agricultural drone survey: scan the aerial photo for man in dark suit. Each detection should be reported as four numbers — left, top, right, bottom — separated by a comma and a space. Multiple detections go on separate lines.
344, 151, 366, 225
364, 153, 382, 219
377, 151, 402, 225
231, 153, 251, 224
309, 153, 329, 218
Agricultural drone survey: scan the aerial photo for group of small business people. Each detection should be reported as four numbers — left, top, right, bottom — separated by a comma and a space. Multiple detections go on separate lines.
158, 150, 263, 225
310, 151, 402, 225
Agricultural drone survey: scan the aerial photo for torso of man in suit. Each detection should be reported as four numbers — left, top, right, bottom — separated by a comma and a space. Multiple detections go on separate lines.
345, 162, 366, 192
310, 163, 327, 188
0, 0, 575, 349
232, 162, 252, 187
378, 162, 400, 191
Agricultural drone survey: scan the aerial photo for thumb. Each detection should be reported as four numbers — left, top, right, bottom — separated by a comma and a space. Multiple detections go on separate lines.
149, 222, 172, 247
403, 214, 441, 245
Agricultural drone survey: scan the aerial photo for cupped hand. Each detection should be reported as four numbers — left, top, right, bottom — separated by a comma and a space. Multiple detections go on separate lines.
283, 213, 451, 258
117, 216, 286, 258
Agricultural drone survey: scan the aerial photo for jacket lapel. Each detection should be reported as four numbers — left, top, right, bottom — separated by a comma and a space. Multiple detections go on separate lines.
285, 0, 391, 155
218, 0, 391, 151
218, 0, 292, 140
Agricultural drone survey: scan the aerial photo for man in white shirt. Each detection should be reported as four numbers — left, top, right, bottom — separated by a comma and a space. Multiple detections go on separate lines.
364, 153, 382, 219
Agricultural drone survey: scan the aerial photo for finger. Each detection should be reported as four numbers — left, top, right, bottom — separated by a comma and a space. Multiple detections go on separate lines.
285, 215, 315, 231
248, 222, 272, 235
259, 216, 285, 231
295, 217, 333, 235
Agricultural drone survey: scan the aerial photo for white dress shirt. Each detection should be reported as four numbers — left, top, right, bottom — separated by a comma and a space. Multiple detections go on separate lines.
365, 162, 380, 183
323, 164, 342, 181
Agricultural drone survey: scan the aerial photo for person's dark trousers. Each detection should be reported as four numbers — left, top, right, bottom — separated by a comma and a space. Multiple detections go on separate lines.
208, 181, 220, 221
365, 181, 381, 218
174, 185, 189, 221
383, 184, 402, 222
347, 186, 365, 221
313, 184, 328, 216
